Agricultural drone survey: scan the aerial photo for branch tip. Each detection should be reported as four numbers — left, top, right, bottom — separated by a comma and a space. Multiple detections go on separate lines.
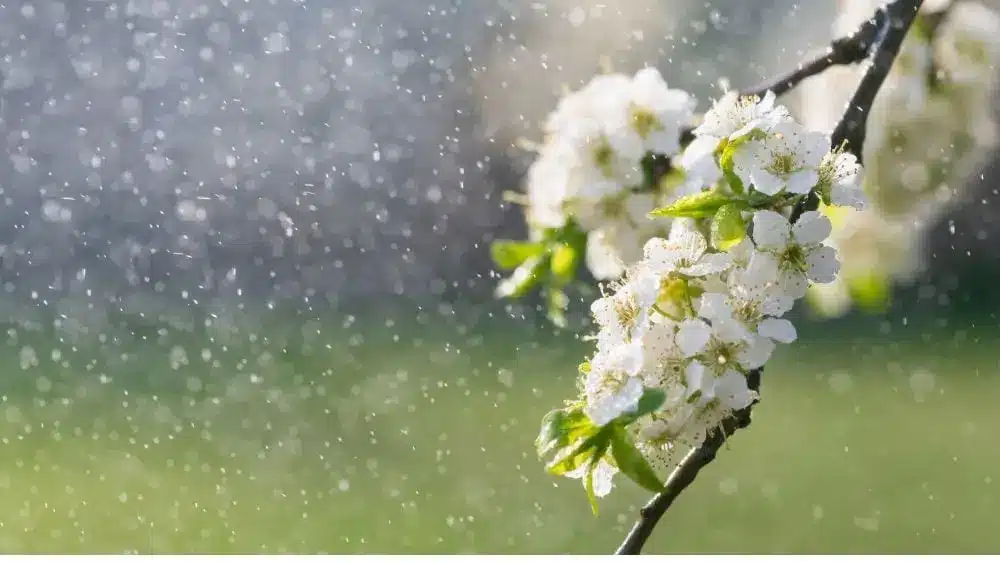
614, 0, 926, 554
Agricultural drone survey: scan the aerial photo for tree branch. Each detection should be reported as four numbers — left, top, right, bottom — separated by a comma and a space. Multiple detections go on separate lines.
614, 369, 760, 555
830, 0, 925, 166
739, 12, 885, 100
614, 0, 925, 554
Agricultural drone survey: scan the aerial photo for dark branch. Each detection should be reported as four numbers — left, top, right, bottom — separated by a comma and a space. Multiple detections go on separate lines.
614, 369, 760, 555
830, 0, 925, 166
740, 12, 885, 100
614, 0, 925, 554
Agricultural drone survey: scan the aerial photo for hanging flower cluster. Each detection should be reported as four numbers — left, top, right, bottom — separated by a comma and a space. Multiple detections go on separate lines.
492, 0, 998, 325
798, 0, 1000, 316
533, 80, 867, 507
522, 68, 698, 280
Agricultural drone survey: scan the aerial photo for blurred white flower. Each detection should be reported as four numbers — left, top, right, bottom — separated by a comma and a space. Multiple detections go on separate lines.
629, 67, 697, 156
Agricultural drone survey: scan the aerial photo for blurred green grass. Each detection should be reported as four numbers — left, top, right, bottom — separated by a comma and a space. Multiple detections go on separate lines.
0, 303, 995, 553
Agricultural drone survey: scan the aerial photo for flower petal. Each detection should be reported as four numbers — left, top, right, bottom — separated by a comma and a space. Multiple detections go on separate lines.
676, 319, 712, 357
715, 369, 754, 410
682, 252, 733, 276
779, 270, 810, 300
591, 458, 619, 497
792, 211, 833, 245
715, 317, 752, 344
785, 168, 818, 195
758, 317, 797, 344
806, 245, 840, 283
586, 230, 627, 280
752, 210, 791, 249
697, 292, 732, 321
684, 361, 710, 400
737, 333, 775, 369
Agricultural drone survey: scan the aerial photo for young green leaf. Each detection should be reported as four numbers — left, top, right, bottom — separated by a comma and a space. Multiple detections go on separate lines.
494, 255, 548, 299
549, 243, 579, 283
535, 406, 595, 459
584, 440, 611, 516
491, 240, 546, 271
717, 140, 746, 194
546, 287, 570, 328
710, 203, 748, 251
848, 271, 891, 312
649, 190, 742, 219
631, 387, 669, 420
610, 426, 667, 494
545, 425, 613, 476
584, 465, 600, 515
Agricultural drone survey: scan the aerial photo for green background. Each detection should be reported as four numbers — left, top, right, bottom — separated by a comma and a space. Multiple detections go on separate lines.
0, 298, 996, 554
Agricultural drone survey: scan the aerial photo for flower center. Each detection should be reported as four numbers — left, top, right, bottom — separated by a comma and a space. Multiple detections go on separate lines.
598, 196, 626, 218
591, 138, 616, 178
779, 243, 808, 272
613, 294, 641, 331
705, 339, 736, 375
630, 105, 661, 139
955, 37, 988, 65
734, 299, 761, 324
767, 152, 797, 176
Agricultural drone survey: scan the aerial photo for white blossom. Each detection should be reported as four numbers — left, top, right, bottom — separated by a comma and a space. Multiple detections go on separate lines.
934, 2, 1000, 85
528, 56, 884, 501
583, 341, 646, 426
591, 265, 660, 346
628, 67, 697, 155
676, 135, 724, 188
731, 121, 829, 196
643, 219, 732, 277
694, 90, 790, 141
751, 210, 840, 298
818, 150, 867, 210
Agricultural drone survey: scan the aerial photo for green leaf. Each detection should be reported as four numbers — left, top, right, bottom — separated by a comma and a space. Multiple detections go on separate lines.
491, 240, 546, 271
632, 387, 668, 419
546, 287, 570, 328
584, 440, 611, 516
546, 429, 609, 476
584, 465, 599, 515
717, 140, 746, 194
649, 190, 742, 219
536, 409, 570, 459
610, 426, 667, 494
710, 203, 748, 251
495, 255, 548, 299
848, 272, 892, 312
550, 243, 579, 283
535, 406, 596, 460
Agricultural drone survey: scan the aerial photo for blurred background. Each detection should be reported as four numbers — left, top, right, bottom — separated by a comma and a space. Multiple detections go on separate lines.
0, 0, 998, 553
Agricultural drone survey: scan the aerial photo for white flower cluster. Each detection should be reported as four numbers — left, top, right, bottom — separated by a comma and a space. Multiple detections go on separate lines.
524, 68, 697, 279
797, 0, 1000, 315
563, 92, 867, 496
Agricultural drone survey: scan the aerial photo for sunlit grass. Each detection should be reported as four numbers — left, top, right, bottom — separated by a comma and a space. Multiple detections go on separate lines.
0, 305, 994, 553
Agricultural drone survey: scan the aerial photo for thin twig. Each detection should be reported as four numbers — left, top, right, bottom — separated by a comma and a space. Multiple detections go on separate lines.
739, 12, 885, 99
614, 0, 925, 554
615, 369, 760, 555
830, 0, 926, 166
